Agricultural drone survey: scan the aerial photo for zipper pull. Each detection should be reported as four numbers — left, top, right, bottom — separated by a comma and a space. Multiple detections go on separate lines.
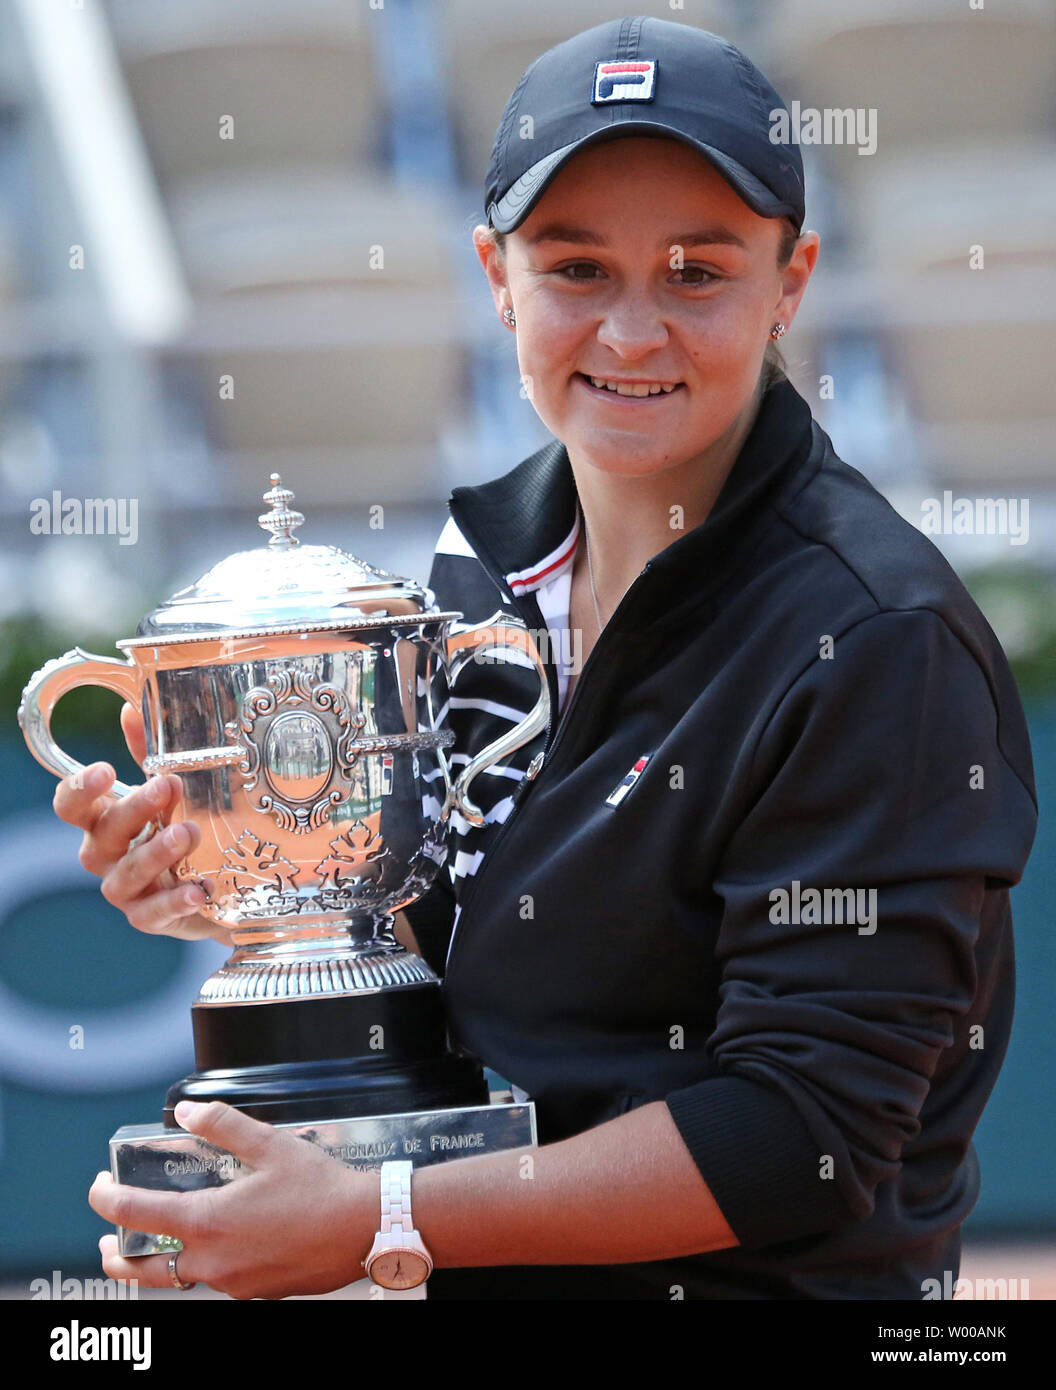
511, 752, 545, 808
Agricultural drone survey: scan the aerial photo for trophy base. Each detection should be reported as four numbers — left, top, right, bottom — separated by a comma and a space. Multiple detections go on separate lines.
163, 1048, 489, 1126
110, 1093, 537, 1257
165, 978, 489, 1126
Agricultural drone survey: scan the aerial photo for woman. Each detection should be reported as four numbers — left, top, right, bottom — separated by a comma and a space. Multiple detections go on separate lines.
65, 17, 1036, 1300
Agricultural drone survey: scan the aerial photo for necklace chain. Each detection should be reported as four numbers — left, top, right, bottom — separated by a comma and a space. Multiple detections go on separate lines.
580, 502, 605, 634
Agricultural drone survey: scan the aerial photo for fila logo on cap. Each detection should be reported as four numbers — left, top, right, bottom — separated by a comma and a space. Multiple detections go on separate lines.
592, 59, 658, 105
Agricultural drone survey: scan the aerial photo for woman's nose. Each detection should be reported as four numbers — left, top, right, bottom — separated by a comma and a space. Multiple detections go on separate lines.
594, 294, 670, 358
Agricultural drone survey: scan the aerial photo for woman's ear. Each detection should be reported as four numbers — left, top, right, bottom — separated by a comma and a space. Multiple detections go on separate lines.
473, 224, 511, 321
773, 229, 820, 336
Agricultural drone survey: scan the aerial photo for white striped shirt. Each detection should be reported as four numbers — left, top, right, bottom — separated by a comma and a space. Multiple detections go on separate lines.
429, 503, 583, 973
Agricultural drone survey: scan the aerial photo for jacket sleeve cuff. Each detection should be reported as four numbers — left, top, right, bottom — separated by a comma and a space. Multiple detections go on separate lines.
665, 1075, 854, 1250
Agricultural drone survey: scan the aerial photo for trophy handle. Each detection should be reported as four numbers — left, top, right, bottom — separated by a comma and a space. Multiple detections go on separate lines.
443, 611, 550, 827
17, 648, 142, 798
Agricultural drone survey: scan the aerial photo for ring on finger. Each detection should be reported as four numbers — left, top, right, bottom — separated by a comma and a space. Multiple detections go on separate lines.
169, 1251, 195, 1291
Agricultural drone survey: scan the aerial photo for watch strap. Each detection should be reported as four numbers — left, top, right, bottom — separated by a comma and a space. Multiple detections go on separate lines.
378, 1159, 415, 1236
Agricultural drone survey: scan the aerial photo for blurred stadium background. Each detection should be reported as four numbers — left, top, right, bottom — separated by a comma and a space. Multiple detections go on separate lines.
0, 0, 1053, 1297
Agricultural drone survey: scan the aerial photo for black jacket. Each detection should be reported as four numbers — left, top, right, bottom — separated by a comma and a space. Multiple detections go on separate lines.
403, 377, 1038, 1300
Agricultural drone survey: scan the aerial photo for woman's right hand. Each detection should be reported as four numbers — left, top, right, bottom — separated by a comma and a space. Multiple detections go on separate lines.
52, 703, 227, 943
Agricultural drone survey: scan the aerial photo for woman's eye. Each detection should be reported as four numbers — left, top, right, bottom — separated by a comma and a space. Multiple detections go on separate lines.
553, 262, 719, 285
676, 266, 719, 285
556, 262, 601, 281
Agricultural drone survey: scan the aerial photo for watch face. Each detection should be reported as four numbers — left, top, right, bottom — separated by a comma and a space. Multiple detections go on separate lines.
368, 1249, 430, 1290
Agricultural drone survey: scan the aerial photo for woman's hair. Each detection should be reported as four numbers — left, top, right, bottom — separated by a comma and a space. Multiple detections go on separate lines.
486, 216, 800, 390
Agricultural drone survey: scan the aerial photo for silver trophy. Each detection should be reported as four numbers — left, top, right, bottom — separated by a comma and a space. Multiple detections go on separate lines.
18, 474, 546, 1254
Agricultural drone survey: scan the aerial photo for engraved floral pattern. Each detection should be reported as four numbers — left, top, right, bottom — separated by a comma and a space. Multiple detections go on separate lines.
314, 820, 390, 891
215, 829, 302, 913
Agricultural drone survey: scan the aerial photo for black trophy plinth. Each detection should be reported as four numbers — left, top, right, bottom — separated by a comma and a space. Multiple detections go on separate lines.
162, 977, 489, 1127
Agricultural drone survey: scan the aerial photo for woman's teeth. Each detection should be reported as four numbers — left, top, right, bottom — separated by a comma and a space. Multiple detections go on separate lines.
585, 375, 681, 397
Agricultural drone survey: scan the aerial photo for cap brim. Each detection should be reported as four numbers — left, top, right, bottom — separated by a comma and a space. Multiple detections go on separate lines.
488, 121, 800, 233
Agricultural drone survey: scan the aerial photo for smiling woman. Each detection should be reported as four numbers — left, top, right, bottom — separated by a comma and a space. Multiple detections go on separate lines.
68, 14, 1037, 1305
397, 15, 1037, 1302
485, 214, 799, 391
470, 131, 816, 680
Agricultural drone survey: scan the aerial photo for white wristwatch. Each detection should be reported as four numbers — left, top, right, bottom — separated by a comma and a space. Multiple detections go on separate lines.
363, 1160, 434, 1290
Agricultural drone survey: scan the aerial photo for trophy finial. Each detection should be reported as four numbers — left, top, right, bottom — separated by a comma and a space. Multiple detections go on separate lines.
258, 472, 305, 549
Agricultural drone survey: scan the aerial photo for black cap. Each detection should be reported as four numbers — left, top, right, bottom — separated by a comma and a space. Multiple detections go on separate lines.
484, 15, 805, 236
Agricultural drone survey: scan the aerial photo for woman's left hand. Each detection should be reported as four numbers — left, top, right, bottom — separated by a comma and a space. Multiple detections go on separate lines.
89, 1100, 377, 1300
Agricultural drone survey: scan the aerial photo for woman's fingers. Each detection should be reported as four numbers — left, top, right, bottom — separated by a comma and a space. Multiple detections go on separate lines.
54, 761, 169, 837
123, 877, 214, 938
62, 771, 175, 874
119, 702, 147, 768
52, 761, 221, 942
100, 818, 203, 912
52, 761, 120, 834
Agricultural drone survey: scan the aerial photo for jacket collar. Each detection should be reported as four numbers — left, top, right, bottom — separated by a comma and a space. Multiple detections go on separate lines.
447, 376, 818, 607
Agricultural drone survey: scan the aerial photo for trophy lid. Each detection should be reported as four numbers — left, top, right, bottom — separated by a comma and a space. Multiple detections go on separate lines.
122, 474, 439, 646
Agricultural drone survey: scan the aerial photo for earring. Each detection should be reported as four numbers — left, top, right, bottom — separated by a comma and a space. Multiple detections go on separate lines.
769, 323, 787, 340
503, 307, 516, 328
